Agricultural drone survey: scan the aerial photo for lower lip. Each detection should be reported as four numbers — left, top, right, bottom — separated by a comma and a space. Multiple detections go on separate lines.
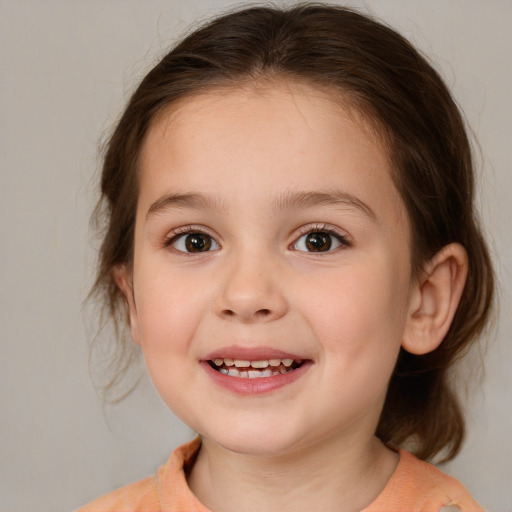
201, 361, 312, 395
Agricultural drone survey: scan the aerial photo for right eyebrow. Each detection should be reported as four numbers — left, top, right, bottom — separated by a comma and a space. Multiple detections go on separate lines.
146, 192, 229, 219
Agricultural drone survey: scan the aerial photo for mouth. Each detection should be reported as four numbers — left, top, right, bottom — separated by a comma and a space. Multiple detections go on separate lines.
208, 357, 304, 379
201, 346, 311, 394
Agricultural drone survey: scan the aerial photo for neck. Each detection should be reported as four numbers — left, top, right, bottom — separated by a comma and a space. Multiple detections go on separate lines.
187, 433, 398, 512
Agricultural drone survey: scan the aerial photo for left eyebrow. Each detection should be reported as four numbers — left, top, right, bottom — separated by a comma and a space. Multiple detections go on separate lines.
272, 190, 377, 222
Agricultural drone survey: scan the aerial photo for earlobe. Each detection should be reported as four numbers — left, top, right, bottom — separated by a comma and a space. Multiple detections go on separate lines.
402, 243, 468, 355
112, 264, 141, 346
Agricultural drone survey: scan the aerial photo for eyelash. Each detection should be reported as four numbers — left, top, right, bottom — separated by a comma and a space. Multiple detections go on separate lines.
163, 223, 351, 254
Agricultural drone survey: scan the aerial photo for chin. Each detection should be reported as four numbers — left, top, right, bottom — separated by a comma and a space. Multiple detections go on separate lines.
201, 423, 305, 458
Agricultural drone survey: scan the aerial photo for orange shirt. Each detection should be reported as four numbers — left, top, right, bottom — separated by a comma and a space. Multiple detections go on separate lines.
77, 438, 484, 512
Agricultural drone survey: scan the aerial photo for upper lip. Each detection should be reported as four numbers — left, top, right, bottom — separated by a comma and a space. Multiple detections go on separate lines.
202, 345, 309, 362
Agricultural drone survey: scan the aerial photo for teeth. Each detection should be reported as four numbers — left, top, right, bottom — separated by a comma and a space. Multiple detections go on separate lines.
210, 357, 303, 376
251, 360, 269, 368
215, 363, 300, 379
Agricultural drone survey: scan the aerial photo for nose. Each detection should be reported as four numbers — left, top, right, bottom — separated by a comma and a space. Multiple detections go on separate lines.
214, 251, 288, 323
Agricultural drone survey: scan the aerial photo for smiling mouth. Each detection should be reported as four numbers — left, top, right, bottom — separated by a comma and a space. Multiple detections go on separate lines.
208, 358, 304, 379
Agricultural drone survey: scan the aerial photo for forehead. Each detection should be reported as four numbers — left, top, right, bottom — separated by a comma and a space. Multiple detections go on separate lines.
138, 83, 406, 228
142, 81, 386, 162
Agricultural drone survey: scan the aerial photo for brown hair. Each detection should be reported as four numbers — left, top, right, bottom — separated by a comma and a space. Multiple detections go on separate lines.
90, 3, 494, 461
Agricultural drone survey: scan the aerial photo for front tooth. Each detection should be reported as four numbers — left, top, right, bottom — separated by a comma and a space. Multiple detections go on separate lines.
269, 359, 281, 367
240, 370, 249, 378
224, 358, 234, 366
251, 360, 269, 368
262, 369, 273, 377
234, 359, 250, 367
248, 370, 260, 379
214, 358, 224, 366
282, 358, 293, 367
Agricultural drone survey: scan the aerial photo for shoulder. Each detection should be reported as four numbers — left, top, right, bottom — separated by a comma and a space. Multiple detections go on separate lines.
364, 449, 485, 512
76, 475, 160, 512
75, 438, 206, 512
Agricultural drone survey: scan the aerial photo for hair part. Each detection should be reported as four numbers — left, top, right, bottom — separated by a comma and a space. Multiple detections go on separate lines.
89, 2, 495, 461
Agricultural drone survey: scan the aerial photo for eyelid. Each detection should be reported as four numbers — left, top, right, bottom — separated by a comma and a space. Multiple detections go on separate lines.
294, 222, 348, 237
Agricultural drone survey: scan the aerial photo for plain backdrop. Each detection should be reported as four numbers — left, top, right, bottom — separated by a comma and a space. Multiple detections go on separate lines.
1, 1, 511, 511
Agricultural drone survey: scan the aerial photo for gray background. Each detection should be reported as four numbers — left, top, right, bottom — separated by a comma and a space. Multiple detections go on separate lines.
1, 1, 510, 511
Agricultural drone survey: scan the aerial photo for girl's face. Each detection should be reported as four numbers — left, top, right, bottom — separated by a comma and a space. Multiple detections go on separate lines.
125, 84, 415, 456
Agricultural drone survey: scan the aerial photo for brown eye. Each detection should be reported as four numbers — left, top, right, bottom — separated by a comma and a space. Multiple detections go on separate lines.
170, 232, 220, 253
305, 232, 331, 251
293, 230, 345, 252
185, 233, 211, 252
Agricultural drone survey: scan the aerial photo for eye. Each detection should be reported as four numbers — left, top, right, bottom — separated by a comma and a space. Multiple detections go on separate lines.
168, 232, 220, 253
293, 230, 346, 252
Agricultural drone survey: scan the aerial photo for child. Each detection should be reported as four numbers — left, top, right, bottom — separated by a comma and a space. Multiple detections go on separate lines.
80, 3, 494, 511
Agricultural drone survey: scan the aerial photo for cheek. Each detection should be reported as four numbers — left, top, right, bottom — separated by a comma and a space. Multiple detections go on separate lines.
302, 255, 410, 359
132, 268, 209, 418
133, 266, 208, 355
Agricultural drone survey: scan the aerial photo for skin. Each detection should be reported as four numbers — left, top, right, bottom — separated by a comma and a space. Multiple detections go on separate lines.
116, 83, 468, 512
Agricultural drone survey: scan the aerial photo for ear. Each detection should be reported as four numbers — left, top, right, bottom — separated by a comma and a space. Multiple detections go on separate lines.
113, 264, 141, 346
402, 243, 468, 355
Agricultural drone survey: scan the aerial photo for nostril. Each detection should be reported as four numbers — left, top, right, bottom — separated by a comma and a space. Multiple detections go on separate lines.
220, 307, 272, 320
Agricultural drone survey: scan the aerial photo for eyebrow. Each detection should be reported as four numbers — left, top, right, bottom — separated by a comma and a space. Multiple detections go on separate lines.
146, 192, 229, 219
272, 190, 377, 221
146, 190, 377, 221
